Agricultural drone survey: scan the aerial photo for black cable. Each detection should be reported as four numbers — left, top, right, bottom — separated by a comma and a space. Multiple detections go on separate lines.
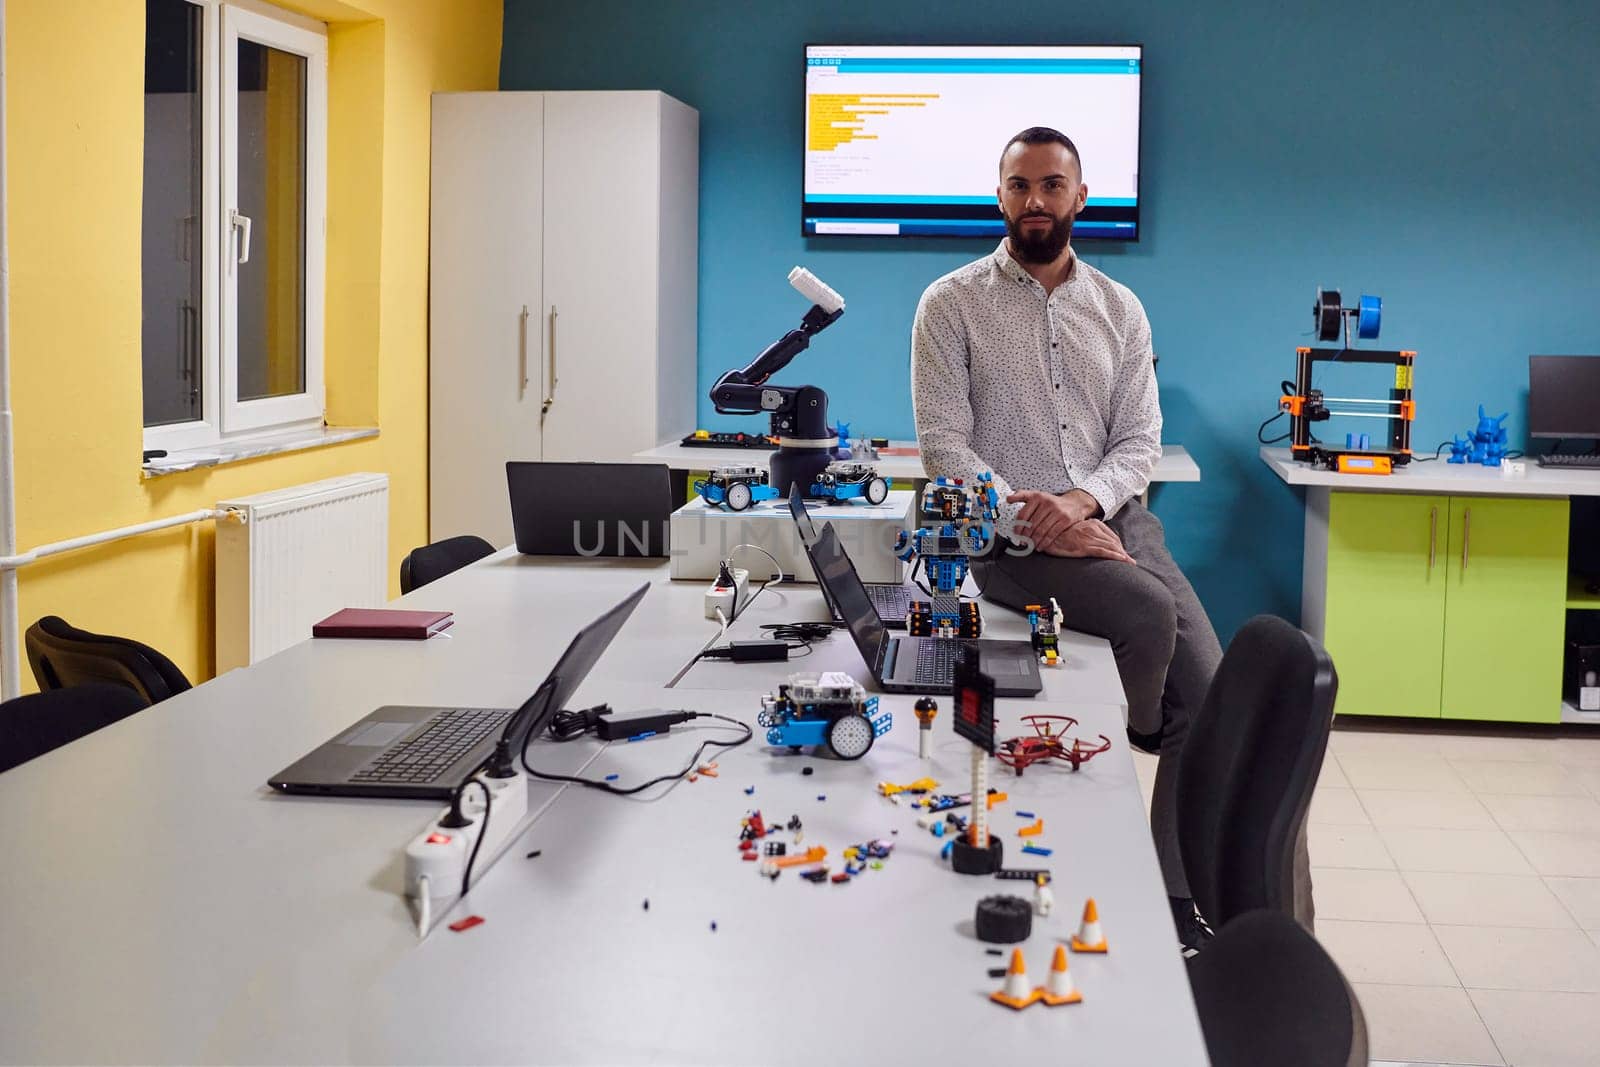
1257, 410, 1290, 445
519, 712, 752, 795
455, 778, 491, 899
546, 702, 614, 741
1412, 440, 1455, 463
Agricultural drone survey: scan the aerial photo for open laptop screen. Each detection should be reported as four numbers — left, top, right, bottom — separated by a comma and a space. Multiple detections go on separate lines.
499, 582, 649, 757
811, 523, 890, 672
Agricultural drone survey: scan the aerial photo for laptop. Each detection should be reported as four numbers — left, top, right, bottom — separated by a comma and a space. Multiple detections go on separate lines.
507, 462, 672, 557
787, 486, 914, 626
268, 583, 650, 799
809, 522, 1043, 697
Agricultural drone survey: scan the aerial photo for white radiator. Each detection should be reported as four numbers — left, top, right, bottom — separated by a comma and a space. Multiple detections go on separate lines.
215, 473, 390, 671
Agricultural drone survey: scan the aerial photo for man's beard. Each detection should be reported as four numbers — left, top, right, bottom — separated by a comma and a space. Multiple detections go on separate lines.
1005, 209, 1075, 263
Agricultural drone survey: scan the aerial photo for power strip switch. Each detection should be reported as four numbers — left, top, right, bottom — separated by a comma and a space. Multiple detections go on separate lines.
704, 564, 749, 619
402, 767, 529, 932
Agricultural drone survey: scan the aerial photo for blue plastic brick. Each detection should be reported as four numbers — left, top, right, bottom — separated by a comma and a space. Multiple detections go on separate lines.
1020, 844, 1054, 857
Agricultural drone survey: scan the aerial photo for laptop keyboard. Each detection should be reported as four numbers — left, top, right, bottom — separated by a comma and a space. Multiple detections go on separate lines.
911, 639, 959, 687
349, 707, 511, 784
869, 585, 914, 617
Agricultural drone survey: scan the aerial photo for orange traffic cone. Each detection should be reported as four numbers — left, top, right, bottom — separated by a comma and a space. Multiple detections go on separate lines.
989, 947, 1041, 1010
1071, 897, 1108, 953
1037, 945, 1083, 1005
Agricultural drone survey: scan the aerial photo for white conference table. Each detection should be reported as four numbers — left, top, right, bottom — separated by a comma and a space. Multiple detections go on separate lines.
632, 438, 1202, 491
0, 549, 1207, 1065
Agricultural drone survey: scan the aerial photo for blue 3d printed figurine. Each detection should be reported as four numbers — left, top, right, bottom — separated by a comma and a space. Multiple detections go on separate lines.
1447, 406, 1509, 467
894, 474, 1000, 638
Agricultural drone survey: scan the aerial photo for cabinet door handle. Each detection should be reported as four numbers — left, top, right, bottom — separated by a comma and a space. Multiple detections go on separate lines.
1460, 507, 1471, 573
518, 305, 530, 396
542, 305, 558, 415
1428, 505, 1437, 574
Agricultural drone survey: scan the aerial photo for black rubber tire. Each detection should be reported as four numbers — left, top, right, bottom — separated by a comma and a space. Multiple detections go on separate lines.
865, 477, 889, 505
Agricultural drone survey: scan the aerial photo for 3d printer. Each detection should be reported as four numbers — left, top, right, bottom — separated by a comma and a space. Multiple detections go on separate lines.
1278, 289, 1416, 475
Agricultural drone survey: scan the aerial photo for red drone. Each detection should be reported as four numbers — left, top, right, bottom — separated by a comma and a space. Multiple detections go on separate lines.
996, 715, 1112, 775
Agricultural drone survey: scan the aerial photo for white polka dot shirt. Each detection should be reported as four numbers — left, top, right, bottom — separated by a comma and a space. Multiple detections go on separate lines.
911, 240, 1162, 533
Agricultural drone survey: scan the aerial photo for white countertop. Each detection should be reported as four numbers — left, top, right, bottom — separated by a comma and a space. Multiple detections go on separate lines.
1259, 446, 1600, 497
635, 439, 1202, 485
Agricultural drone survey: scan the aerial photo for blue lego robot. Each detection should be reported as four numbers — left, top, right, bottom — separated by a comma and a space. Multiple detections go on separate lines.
694, 465, 782, 511
758, 672, 892, 759
894, 473, 1000, 639
809, 460, 891, 505
1447, 406, 1509, 467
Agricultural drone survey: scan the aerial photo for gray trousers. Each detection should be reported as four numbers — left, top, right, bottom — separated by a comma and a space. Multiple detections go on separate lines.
973, 500, 1218, 900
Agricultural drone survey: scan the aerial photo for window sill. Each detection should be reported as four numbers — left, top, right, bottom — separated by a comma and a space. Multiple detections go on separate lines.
142, 426, 379, 478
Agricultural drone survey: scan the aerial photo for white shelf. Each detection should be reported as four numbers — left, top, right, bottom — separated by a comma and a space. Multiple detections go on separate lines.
1260, 446, 1600, 498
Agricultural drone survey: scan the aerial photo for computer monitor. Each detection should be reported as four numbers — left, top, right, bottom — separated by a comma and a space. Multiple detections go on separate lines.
1529, 356, 1600, 441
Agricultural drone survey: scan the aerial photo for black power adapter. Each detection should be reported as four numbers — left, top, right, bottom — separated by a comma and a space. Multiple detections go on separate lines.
700, 640, 791, 662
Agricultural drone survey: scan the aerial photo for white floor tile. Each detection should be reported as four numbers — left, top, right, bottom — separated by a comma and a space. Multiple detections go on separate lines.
1508, 831, 1600, 878
1317, 751, 1350, 789
1447, 758, 1587, 796
1338, 752, 1469, 792
1479, 792, 1600, 833
1316, 920, 1459, 986
1403, 872, 1575, 929
1565, 763, 1600, 801
1377, 827, 1534, 875
1351, 983, 1504, 1066
1545, 878, 1600, 927
1470, 988, 1600, 1067
1309, 822, 1395, 870
1309, 787, 1371, 826
1434, 925, 1600, 992
1433, 733, 1567, 762
1311, 867, 1424, 922
1555, 737, 1600, 765
1329, 728, 1448, 755
1358, 789, 1497, 830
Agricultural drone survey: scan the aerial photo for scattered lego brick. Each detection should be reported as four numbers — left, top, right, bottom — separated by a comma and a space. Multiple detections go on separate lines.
1021, 843, 1054, 857
802, 766, 814, 775
604, 774, 619, 782
1018, 818, 1044, 837
524, 849, 542, 859
449, 915, 485, 933
744, 786, 755, 795
765, 842, 787, 856
1015, 810, 1036, 818
831, 872, 851, 884
742, 852, 759, 862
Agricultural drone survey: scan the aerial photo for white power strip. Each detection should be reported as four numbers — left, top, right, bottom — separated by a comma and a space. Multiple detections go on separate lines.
402, 767, 529, 933
704, 566, 749, 619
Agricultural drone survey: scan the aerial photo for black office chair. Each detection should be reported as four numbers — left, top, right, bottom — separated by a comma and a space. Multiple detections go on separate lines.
399, 535, 495, 593
24, 616, 193, 706
0, 683, 150, 773
1176, 614, 1338, 932
1188, 908, 1367, 1067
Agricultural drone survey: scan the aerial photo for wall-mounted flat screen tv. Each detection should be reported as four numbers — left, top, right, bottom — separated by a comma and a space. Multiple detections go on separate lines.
803, 44, 1143, 240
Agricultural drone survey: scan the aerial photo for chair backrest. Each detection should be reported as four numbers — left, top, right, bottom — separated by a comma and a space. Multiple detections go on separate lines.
399, 535, 495, 593
0, 683, 150, 773
1187, 908, 1367, 1067
1176, 614, 1338, 929
24, 616, 193, 705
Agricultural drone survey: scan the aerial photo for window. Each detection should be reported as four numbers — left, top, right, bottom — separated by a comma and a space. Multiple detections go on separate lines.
143, 0, 326, 451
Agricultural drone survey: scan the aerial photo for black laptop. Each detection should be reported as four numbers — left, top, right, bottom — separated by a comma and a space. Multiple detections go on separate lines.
268, 584, 649, 799
507, 462, 672, 557
809, 522, 1043, 697
787, 486, 914, 626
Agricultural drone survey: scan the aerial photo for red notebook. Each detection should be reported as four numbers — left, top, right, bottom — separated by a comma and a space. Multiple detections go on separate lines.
312, 608, 454, 639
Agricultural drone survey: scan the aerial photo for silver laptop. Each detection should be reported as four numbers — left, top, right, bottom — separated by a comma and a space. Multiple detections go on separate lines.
268, 584, 649, 800
787, 486, 914, 625
809, 522, 1042, 697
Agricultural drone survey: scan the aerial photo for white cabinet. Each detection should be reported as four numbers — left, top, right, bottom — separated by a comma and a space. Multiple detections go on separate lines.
428, 91, 698, 546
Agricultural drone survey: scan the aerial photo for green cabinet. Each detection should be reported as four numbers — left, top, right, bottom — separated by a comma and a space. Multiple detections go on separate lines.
1323, 491, 1568, 722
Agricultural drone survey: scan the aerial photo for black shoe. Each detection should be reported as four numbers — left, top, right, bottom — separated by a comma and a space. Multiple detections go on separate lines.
1170, 896, 1215, 958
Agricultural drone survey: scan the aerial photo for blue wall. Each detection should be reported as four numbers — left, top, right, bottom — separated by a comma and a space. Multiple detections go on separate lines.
501, 0, 1600, 640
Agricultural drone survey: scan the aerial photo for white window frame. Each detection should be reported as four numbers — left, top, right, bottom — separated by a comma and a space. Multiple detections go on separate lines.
144, 0, 327, 453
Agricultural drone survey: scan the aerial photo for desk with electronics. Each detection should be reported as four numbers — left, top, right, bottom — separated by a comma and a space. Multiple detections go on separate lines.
1259, 290, 1600, 726
0, 483, 1206, 1063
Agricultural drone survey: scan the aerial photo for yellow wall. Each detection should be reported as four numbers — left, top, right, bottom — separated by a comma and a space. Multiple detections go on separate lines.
5, 0, 503, 688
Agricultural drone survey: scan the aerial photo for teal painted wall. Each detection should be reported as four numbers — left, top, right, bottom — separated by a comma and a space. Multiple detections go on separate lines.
501, 0, 1600, 639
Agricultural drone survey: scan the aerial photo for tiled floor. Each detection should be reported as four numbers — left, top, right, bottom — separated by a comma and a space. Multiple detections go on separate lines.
1131, 723, 1600, 1067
